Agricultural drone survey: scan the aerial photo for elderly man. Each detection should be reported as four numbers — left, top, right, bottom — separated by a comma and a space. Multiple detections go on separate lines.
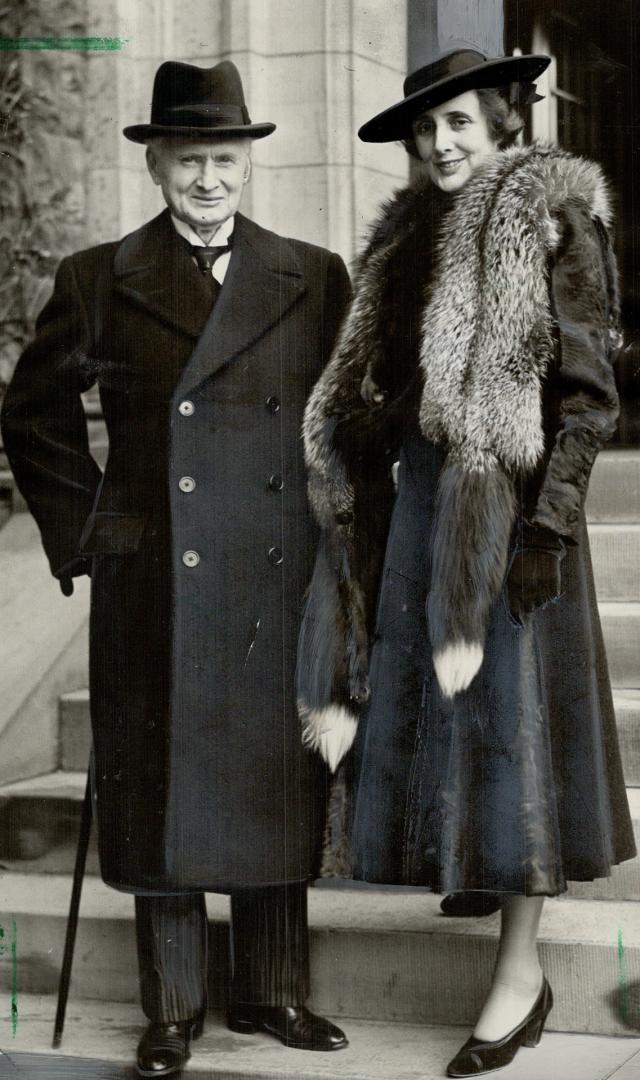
2, 60, 350, 1076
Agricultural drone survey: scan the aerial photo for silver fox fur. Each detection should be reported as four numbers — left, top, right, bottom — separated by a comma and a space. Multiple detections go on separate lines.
300, 143, 615, 740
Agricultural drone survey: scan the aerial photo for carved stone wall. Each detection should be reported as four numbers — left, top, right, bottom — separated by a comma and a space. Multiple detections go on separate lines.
0, 0, 87, 390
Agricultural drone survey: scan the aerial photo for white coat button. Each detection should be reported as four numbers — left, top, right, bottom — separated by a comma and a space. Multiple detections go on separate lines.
182, 550, 200, 567
179, 476, 196, 493
179, 400, 195, 416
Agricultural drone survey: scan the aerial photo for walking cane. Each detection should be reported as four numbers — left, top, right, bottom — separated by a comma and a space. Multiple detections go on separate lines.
52, 757, 93, 1048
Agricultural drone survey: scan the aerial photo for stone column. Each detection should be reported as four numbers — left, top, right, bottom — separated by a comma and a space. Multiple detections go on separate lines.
225, 0, 408, 261
409, 0, 504, 69
84, 0, 211, 242
434, 0, 504, 53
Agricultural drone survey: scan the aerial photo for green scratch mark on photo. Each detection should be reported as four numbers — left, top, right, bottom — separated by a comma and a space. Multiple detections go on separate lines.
0, 923, 17, 1034
0, 37, 128, 52
10, 920, 17, 1036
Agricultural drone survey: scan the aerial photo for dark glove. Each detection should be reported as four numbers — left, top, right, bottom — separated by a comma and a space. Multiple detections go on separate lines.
507, 525, 565, 622
58, 575, 75, 597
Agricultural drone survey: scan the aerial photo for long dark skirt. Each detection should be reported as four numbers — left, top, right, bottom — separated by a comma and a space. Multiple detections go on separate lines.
349, 430, 636, 895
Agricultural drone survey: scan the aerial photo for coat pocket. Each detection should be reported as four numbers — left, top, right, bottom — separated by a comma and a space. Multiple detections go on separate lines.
79, 512, 146, 555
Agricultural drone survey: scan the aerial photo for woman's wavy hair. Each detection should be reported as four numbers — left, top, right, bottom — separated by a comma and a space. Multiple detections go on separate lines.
403, 85, 526, 159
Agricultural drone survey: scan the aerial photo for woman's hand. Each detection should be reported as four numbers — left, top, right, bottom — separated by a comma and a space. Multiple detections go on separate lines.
360, 367, 386, 405
507, 534, 564, 623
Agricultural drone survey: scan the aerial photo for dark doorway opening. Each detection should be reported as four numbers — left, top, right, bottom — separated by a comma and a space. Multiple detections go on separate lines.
506, 0, 639, 444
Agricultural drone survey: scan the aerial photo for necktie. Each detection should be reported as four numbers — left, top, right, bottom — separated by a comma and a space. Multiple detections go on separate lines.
189, 242, 232, 304
191, 243, 232, 276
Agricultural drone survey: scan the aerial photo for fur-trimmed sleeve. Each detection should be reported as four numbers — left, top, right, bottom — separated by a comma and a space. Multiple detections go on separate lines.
529, 201, 621, 540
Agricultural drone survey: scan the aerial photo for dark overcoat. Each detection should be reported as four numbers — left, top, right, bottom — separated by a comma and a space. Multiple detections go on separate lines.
2, 208, 351, 892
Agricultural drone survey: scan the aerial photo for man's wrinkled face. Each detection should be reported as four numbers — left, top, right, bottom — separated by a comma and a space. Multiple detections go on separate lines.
146, 137, 251, 235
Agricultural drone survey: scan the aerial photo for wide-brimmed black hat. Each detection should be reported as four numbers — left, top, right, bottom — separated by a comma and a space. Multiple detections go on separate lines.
358, 48, 550, 143
123, 59, 275, 143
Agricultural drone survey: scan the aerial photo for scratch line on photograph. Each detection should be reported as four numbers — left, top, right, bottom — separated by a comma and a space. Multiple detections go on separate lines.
618, 927, 629, 1025
0, 37, 128, 51
0, 922, 18, 1035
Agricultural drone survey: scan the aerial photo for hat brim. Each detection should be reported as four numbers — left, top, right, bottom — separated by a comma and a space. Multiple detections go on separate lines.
358, 55, 550, 142
123, 121, 276, 143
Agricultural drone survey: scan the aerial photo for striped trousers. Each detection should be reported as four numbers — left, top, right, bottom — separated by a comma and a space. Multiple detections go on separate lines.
135, 883, 310, 1022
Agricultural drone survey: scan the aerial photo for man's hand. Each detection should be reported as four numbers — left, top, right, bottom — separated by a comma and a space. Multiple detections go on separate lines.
55, 555, 93, 597
59, 576, 75, 597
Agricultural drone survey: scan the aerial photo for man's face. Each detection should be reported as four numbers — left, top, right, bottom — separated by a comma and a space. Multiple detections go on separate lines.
146, 137, 251, 233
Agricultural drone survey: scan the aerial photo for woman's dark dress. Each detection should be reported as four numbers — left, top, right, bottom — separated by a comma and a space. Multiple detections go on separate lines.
347, 194, 636, 896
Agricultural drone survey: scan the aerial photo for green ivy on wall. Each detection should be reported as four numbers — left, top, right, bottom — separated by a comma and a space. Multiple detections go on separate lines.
0, 6, 69, 393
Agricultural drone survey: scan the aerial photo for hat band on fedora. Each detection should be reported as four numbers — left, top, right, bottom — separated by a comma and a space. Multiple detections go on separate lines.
153, 103, 251, 126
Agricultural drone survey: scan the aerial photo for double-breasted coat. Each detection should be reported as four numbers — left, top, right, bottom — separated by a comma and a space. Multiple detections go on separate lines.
2, 208, 351, 893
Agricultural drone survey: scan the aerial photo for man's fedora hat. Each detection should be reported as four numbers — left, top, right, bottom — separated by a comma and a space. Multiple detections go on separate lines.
123, 59, 275, 143
358, 47, 550, 143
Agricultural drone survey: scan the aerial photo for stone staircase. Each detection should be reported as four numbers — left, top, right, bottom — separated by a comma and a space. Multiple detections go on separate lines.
0, 449, 638, 1076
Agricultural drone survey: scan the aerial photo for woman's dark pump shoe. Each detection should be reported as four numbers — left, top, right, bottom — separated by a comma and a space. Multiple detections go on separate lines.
440, 893, 501, 917
227, 1004, 348, 1051
446, 978, 553, 1077
136, 1013, 204, 1077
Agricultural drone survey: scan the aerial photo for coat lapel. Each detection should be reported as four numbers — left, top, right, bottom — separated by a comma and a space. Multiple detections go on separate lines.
176, 213, 307, 393
113, 209, 213, 338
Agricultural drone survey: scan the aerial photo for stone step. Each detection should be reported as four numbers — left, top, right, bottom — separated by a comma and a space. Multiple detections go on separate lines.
3, 997, 640, 1080
617, 690, 640, 786
586, 450, 640, 523
0, 514, 89, 787
589, 525, 640, 601
0, 770, 100, 872
600, 603, 640, 688
0, 876, 639, 1036
59, 690, 92, 772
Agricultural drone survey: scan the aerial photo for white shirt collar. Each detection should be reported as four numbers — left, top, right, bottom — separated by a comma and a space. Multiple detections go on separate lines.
171, 214, 235, 248
171, 214, 235, 285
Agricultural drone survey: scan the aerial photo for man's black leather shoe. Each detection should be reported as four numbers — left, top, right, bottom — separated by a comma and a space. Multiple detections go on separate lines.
440, 893, 501, 917
136, 1014, 205, 1077
227, 1004, 348, 1051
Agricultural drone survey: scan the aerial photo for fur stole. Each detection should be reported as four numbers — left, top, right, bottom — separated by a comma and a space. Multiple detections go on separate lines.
298, 143, 614, 768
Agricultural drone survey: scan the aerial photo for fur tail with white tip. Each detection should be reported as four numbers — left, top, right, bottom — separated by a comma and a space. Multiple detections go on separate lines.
299, 702, 359, 773
433, 641, 484, 699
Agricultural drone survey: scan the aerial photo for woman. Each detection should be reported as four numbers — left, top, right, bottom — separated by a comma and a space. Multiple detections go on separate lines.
297, 48, 636, 1077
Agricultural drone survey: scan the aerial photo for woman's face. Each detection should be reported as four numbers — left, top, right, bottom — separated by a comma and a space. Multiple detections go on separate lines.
413, 89, 499, 192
